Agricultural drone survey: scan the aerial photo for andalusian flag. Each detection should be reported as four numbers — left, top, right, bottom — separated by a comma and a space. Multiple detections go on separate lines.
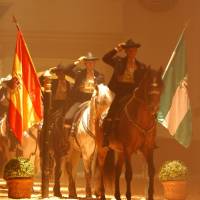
157, 31, 192, 148
8, 30, 43, 143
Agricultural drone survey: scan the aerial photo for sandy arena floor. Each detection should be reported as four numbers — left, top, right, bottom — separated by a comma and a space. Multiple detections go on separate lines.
0, 176, 199, 199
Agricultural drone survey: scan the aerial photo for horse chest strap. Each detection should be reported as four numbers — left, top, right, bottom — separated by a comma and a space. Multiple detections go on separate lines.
125, 107, 155, 134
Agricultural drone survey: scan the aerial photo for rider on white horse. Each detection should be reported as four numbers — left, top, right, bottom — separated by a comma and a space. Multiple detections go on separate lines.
62, 52, 105, 131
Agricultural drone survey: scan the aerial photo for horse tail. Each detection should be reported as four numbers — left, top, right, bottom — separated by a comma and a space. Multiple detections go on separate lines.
103, 149, 115, 193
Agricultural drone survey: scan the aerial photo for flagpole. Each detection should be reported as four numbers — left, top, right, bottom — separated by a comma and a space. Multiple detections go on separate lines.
12, 16, 21, 80
11, 17, 51, 197
12, 15, 20, 31
41, 71, 52, 198
162, 20, 190, 78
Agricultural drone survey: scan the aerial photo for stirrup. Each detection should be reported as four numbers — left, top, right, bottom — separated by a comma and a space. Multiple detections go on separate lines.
105, 117, 112, 122
103, 117, 112, 133
102, 132, 110, 147
64, 123, 71, 129
102, 139, 109, 147
70, 123, 76, 135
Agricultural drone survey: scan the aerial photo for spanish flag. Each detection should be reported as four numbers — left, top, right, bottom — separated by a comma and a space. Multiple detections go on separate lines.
8, 30, 43, 143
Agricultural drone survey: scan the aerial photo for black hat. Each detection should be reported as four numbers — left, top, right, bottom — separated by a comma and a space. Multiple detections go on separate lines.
122, 39, 141, 49
50, 64, 65, 73
84, 52, 99, 61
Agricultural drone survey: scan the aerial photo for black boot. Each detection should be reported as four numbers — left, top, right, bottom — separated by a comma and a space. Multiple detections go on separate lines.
102, 118, 112, 147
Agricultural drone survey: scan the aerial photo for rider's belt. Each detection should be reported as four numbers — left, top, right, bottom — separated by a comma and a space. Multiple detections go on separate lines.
79, 80, 95, 94
118, 65, 135, 83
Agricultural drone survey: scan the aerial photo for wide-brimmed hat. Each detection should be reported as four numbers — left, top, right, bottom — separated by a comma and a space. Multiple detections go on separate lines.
83, 52, 99, 61
50, 64, 66, 74
122, 39, 141, 49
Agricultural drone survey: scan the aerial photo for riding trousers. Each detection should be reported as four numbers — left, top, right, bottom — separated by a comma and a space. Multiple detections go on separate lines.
107, 82, 136, 119
64, 102, 82, 124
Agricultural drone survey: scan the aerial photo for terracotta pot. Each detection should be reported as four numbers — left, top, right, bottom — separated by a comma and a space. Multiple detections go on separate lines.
7, 177, 33, 199
162, 180, 187, 200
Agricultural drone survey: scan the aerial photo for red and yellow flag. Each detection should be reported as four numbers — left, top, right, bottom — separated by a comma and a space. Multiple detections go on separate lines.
8, 30, 43, 143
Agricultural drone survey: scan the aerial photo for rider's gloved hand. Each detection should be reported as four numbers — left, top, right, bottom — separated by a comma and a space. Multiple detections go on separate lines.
74, 56, 86, 65
115, 42, 125, 52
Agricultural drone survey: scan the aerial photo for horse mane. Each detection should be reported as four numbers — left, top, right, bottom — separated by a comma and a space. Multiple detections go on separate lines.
135, 66, 163, 96
96, 83, 114, 103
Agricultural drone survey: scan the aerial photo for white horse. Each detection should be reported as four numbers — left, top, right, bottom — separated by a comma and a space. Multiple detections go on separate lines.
56, 84, 113, 198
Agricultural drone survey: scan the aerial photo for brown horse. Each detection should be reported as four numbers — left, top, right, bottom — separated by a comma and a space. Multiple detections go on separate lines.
95, 67, 164, 200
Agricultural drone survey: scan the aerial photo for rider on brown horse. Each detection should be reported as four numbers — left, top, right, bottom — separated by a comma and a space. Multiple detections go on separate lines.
102, 39, 147, 146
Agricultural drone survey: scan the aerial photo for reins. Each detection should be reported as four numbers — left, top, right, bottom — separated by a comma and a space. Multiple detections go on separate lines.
123, 69, 159, 134
124, 94, 156, 134
81, 107, 96, 139
27, 127, 39, 160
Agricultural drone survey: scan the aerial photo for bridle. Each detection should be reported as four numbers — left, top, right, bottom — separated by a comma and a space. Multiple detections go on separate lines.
124, 93, 157, 135
124, 72, 162, 134
81, 107, 96, 139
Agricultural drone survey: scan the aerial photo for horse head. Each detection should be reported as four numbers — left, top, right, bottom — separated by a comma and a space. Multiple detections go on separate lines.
91, 84, 114, 117
135, 66, 164, 115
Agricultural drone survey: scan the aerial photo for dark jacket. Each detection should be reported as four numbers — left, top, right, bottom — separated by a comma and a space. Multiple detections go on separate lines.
63, 64, 104, 102
39, 75, 70, 109
51, 79, 70, 102
103, 48, 146, 95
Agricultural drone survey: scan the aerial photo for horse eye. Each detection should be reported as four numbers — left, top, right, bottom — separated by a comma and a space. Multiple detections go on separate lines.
152, 82, 158, 87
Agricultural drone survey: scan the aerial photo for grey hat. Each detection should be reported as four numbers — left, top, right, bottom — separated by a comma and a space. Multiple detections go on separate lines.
84, 52, 99, 61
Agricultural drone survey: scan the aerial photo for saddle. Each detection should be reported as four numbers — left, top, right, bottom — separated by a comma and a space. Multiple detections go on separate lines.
70, 101, 90, 135
103, 94, 132, 135
116, 94, 132, 117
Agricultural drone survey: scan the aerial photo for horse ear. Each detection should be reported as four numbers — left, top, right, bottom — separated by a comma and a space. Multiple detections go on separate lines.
159, 66, 164, 77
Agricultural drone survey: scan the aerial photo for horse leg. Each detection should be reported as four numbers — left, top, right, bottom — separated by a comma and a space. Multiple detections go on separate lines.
125, 154, 132, 200
82, 157, 93, 198
115, 152, 124, 200
65, 149, 79, 198
145, 150, 155, 200
53, 154, 63, 197
95, 150, 108, 200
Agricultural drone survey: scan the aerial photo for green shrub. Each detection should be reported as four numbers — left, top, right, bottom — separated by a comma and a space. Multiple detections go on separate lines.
3, 157, 34, 180
159, 160, 188, 181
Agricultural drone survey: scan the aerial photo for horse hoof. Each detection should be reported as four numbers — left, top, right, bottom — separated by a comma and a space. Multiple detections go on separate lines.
53, 187, 62, 198
86, 194, 92, 198
54, 192, 62, 198
126, 193, 131, 200
100, 195, 106, 200
126, 195, 131, 200
69, 194, 77, 198
94, 192, 100, 198
115, 194, 121, 200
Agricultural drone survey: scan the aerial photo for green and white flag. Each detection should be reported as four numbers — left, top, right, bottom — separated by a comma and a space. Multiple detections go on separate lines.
157, 31, 192, 148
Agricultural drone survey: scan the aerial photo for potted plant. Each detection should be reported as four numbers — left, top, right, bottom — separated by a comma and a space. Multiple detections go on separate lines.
3, 157, 34, 199
159, 160, 188, 200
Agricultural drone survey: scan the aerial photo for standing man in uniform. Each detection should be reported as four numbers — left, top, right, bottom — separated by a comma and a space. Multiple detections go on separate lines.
50, 64, 71, 111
